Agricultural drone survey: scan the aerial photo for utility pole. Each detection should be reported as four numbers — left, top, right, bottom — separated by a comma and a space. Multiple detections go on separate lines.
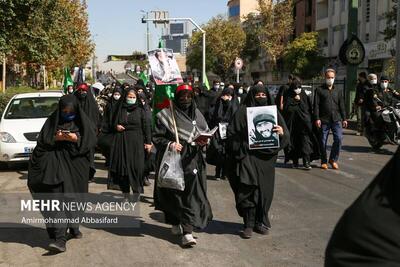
345, 0, 359, 115
395, 1, 400, 89
2, 55, 5, 93
141, 10, 151, 52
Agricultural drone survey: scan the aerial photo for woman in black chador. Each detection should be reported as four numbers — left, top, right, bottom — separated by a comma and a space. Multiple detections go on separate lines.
227, 85, 289, 239
109, 88, 152, 199
282, 80, 320, 169
74, 83, 100, 180
325, 146, 400, 266
208, 87, 239, 180
28, 94, 97, 253
153, 84, 213, 247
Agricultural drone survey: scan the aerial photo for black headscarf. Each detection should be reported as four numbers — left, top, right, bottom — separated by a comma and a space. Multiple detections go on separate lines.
112, 89, 144, 129
210, 87, 239, 128
74, 84, 100, 129
28, 94, 97, 187
242, 85, 274, 107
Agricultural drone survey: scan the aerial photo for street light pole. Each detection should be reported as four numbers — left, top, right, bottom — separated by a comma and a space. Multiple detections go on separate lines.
395, 2, 400, 89
142, 17, 206, 84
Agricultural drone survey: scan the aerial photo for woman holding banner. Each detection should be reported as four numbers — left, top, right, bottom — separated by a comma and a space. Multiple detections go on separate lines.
153, 84, 213, 248
227, 85, 289, 239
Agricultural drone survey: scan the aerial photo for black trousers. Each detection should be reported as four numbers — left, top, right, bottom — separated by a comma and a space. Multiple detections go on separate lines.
164, 213, 193, 234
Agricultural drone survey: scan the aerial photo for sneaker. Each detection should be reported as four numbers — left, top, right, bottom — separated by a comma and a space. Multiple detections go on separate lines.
171, 225, 183, 235
321, 163, 328, 170
303, 162, 312, 170
329, 160, 339, 170
68, 228, 83, 239
181, 234, 197, 247
254, 224, 270, 235
215, 177, 221, 181
240, 227, 253, 239
48, 239, 66, 253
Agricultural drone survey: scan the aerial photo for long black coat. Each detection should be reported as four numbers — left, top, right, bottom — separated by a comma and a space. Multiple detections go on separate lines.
152, 104, 213, 229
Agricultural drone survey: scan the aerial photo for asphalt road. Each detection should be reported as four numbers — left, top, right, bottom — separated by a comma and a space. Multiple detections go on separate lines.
0, 129, 397, 267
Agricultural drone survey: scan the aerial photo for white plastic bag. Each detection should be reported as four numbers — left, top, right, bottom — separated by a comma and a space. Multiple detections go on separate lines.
157, 146, 185, 191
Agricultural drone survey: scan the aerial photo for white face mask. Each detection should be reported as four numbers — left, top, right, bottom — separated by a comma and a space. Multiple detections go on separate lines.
294, 88, 302, 95
68, 88, 74, 94
113, 94, 121, 101
326, 78, 335, 86
214, 84, 220, 90
380, 82, 388, 89
238, 89, 244, 94
108, 93, 112, 98
370, 79, 378, 85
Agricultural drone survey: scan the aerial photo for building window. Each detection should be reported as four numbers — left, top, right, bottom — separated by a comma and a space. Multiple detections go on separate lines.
305, 23, 312, 32
332, 0, 336, 16
229, 5, 240, 17
306, 0, 313, 17
365, 33, 370, 42
341, 0, 346, 12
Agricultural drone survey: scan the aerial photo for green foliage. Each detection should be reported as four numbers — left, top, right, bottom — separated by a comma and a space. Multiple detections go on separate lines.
283, 32, 326, 79
256, 0, 294, 64
0, 0, 94, 69
186, 16, 246, 80
384, 1, 397, 41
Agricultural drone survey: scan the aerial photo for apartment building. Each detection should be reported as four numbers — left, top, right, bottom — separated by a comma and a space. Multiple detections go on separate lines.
316, 0, 395, 75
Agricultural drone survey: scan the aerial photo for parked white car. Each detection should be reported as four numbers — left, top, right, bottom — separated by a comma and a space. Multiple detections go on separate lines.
0, 91, 63, 164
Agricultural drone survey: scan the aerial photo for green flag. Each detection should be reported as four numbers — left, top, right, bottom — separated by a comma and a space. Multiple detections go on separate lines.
139, 71, 149, 85
63, 67, 73, 93
203, 73, 210, 90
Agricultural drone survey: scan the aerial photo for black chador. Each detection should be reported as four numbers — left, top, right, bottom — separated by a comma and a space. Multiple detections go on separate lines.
227, 85, 289, 238
325, 147, 400, 266
108, 89, 152, 196
207, 87, 239, 179
28, 94, 97, 252
74, 83, 100, 179
282, 81, 320, 168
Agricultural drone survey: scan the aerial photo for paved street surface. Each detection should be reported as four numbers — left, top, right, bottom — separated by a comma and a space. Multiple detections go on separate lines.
0, 129, 397, 267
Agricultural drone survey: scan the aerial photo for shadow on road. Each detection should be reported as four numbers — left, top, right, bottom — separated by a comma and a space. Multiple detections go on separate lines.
0, 223, 49, 250
341, 145, 394, 155
202, 220, 242, 235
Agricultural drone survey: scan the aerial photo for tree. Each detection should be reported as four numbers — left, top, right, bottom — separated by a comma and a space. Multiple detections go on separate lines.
1, 0, 93, 76
186, 16, 246, 81
256, 0, 294, 65
282, 32, 326, 79
384, 0, 397, 40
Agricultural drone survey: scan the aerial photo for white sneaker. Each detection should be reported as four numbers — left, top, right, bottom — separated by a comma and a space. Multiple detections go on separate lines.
181, 234, 197, 247
171, 225, 183, 235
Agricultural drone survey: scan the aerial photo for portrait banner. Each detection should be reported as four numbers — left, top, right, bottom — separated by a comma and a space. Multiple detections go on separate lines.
148, 48, 183, 85
247, 105, 280, 150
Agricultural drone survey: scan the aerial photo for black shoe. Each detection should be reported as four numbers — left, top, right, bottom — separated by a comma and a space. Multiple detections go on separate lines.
69, 228, 83, 239
254, 224, 270, 235
240, 227, 253, 239
48, 239, 66, 253
292, 163, 299, 169
303, 162, 312, 170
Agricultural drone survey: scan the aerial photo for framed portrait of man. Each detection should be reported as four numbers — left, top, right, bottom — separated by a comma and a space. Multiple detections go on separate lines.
148, 48, 183, 85
247, 105, 280, 150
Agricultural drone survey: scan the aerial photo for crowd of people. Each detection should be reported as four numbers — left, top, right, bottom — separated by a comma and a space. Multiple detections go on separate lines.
27, 67, 398, 254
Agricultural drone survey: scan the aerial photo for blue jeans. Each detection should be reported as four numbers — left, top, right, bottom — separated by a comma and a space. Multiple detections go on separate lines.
320, 121, 343, 163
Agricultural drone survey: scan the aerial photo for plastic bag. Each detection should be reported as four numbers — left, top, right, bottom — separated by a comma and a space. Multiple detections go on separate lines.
157, 147, 185, 191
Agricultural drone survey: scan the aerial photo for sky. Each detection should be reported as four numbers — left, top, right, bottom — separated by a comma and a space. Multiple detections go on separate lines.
87, 0, 228, 62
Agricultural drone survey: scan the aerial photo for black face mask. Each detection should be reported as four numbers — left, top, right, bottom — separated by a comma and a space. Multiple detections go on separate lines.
255, 97, 268, 106
78, 91, 88, 99
177, 101, 191, 110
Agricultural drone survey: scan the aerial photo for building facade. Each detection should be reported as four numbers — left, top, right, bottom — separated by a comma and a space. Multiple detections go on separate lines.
227, 0, 259, 21
316, 0, 395, 77
294, 0, 316, 36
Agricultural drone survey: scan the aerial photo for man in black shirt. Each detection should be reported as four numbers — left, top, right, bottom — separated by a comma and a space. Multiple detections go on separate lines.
354, 72, 368, 135
314, 69, 347, 170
